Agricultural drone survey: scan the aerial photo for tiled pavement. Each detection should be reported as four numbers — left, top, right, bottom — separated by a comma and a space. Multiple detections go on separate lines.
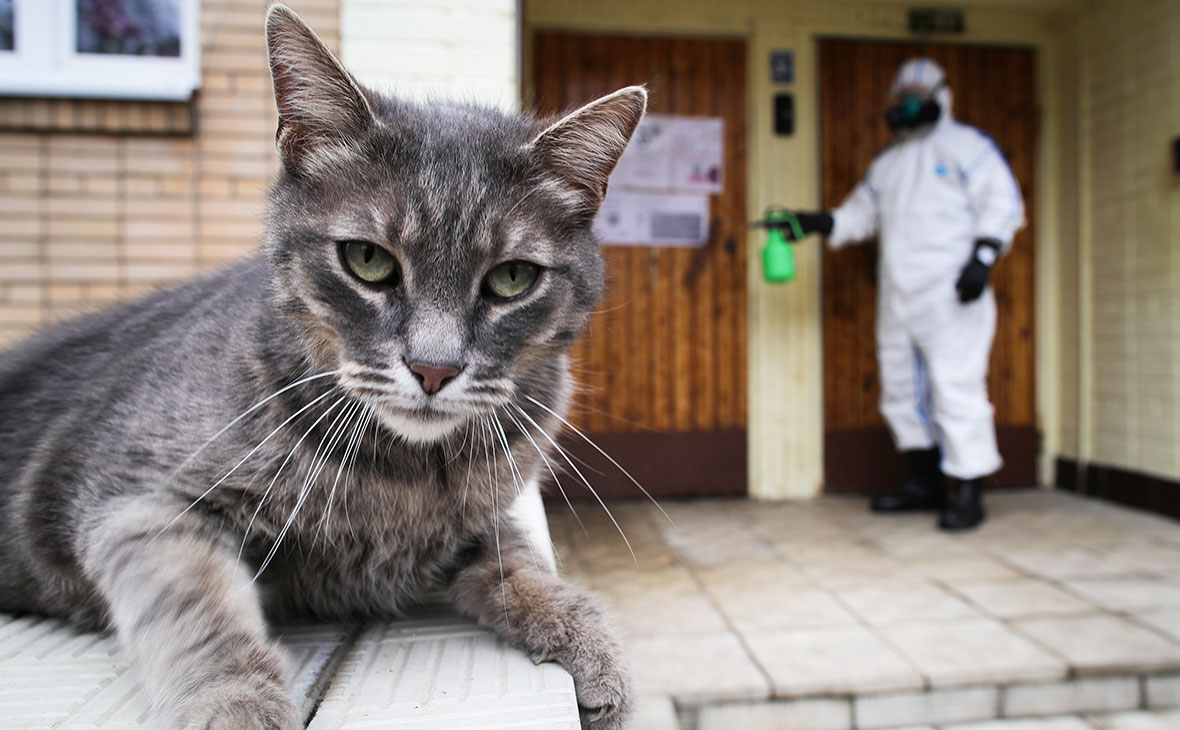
546, 490, 1180, 730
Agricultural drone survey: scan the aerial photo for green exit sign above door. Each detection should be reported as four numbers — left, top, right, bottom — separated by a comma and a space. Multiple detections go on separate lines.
909, 8, 966, 34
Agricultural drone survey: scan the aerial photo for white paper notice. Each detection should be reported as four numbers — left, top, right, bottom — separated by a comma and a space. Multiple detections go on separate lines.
668, 117, 724, 192
610, 117, 672, 189
593, 190, 710, 247
608, 114, 724, 193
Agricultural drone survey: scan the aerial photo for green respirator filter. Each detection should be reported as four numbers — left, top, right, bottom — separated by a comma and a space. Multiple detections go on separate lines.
900, 95, 923, 120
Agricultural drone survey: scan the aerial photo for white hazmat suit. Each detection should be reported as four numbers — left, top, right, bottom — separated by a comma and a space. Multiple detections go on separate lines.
828, 58, 1025, 480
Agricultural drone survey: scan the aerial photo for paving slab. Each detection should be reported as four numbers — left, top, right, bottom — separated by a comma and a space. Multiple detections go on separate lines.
835, 577, 980, 626
1136, 608, 1180, 644
953, 578, 1097, 619
742, 624, 924, 697
706, 583, 860, 633
1013, 614, 1180, 674
1062, 578, 1180, 612
906, 557, 1025, 587
632, 695, 680, 730
879, 617, 1068, 687
1000, 547, 1130, 581
590, 565, 729, 638
627, 630, 770, 705
1098, 542, 1180, 576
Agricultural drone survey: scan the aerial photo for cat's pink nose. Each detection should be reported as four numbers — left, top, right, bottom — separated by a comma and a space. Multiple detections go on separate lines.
408, 362, 460, 395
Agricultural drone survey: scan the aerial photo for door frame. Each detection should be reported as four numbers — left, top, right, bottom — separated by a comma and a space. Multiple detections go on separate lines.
523, 4, 1073, 499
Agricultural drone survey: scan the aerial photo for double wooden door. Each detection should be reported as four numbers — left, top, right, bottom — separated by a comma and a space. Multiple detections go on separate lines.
533, 32, 748, 498
820, 39, 1038, 491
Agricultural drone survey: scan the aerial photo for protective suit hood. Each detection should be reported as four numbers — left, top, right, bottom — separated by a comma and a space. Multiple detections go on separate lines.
886, 57, 954, 133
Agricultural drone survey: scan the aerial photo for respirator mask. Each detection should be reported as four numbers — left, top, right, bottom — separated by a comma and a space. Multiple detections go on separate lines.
884, 80, 945, 132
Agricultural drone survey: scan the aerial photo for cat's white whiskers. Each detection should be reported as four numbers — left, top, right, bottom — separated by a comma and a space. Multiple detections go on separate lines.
442, 418, 473, 470
273, 398, 357, 553
158, 386, 340, 540
502, 406, 583, 531
490, 414, 544, 575
237, 394, 347, 569
256, 398, 360, 580
509, 401, 636, 564
341, 407, 373, 540
490, 414, 525, 500
461, 418, 476, 519
166, 369, 342, 482
524, 394, 672, 526
259, 398, 359, 574
478, 415, 509, 622
319, 402, 370, 546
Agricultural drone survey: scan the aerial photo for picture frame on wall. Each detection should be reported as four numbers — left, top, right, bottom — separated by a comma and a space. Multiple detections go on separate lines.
0, 0, 200, 101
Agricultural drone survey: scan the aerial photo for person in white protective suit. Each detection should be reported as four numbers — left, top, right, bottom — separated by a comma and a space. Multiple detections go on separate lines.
784, 57, 1025, 530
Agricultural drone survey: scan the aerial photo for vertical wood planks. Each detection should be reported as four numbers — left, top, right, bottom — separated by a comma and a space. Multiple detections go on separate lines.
531, 31, 748, 439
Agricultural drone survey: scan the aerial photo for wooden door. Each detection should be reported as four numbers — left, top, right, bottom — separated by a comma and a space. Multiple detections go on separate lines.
820, 39, 1038, 492
533, 32, 748, 498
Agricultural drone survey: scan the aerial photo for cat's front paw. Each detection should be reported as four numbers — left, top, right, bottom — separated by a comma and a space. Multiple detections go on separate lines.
566, 643, 633, 730
175, 679, 299, 730
548, 597, 634, 730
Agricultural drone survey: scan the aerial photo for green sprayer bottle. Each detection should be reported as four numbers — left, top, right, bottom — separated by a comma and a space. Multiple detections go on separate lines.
754, 208, 804, 283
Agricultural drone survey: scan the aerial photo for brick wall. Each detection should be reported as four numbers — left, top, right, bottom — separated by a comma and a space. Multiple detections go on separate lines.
0, 0, 340, 347
1080, 0, 1180, 479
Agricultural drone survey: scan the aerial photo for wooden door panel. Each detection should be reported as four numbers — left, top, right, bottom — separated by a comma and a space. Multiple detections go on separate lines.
820, 39, 1037, 491
533, 32, 747, 497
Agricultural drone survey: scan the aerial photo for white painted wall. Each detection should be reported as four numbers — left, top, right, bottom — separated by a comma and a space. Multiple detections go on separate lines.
340, 0, 520, 112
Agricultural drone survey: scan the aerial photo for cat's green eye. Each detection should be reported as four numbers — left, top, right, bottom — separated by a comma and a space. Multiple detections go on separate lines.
341, 241, 398, 284
483, 261, 541, 301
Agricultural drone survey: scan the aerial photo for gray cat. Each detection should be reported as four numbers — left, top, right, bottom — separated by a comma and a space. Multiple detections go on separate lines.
0, 5, 645, 729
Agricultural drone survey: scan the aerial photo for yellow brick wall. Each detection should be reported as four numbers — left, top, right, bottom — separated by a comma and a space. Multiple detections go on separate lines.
0, 0, 339, 347
1077, 0, 1180, 479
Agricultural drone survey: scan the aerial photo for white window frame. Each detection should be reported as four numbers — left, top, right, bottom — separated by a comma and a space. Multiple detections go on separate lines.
0, 0, 200, 101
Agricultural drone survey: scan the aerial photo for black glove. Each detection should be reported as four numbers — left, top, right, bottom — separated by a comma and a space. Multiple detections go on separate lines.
956, 238, 1001, 303
783, 211, 834, 241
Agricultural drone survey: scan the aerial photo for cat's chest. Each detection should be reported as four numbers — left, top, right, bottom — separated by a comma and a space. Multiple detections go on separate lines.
262, 513, 468, 619
234, 443, 511, 618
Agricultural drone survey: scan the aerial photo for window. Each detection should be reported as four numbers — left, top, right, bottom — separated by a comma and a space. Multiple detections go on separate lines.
0, 0, 200, 101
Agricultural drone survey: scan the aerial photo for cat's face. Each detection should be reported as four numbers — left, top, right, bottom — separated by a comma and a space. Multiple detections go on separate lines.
263, 9, 645, 443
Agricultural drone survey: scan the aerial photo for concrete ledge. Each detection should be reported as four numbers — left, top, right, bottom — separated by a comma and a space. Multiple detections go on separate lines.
0, 611, 578, 729
306, 615, 578, 730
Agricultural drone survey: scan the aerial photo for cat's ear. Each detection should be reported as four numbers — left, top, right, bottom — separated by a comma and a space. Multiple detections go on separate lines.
265, 3, 375, 172
528, 86, 647, 217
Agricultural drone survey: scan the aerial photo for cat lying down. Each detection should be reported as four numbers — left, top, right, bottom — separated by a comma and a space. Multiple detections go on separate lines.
0, 5, 644, 729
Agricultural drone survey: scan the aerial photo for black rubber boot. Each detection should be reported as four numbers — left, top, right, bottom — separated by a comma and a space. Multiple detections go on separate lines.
870, 447, 945, 512
939, 478, 986, 530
